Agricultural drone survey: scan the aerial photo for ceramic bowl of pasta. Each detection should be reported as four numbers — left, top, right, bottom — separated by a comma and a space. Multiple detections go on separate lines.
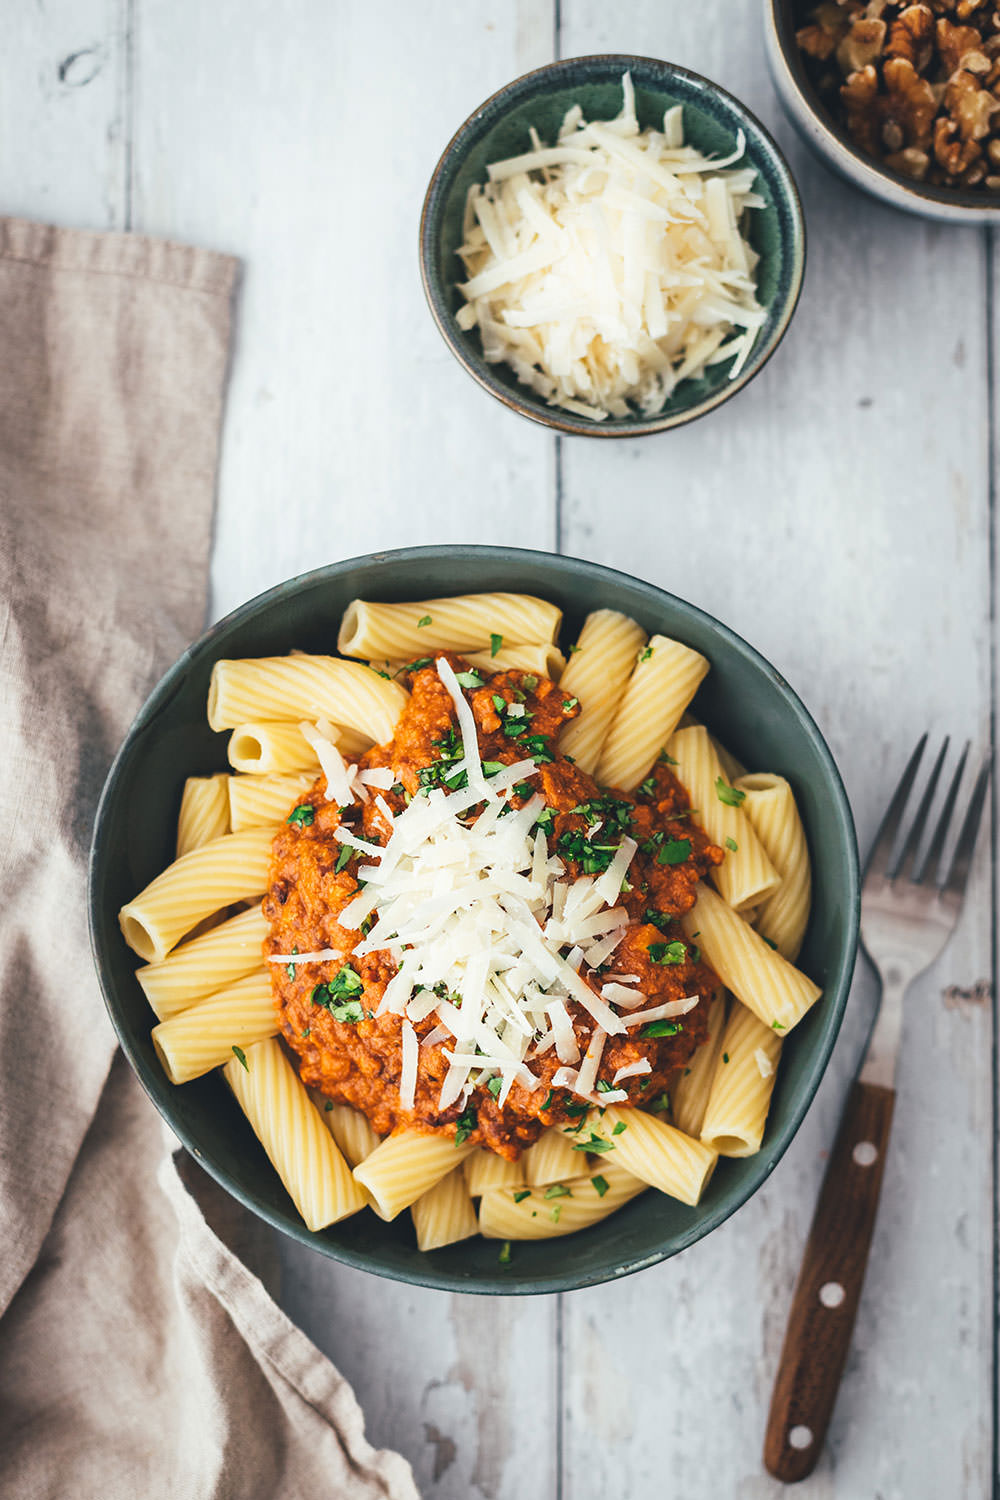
90, 546, 858, 1294
419, 55, 805, 436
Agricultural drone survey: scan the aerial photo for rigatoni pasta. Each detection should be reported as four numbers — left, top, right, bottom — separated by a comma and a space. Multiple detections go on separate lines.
152, 972, 275, 1084
228, 771, 316, 831
411, 1166, 479, 1251
136, 903, 269, 1022
735, 772, 812, 960
557, 609, 647, 773
699, 1002, 782, 1157
596, 633, 709, 790
208, 655, 407, 743
670, 989, 728, 1139
338, 592, 561, 658
176, 774, 230, 857
479, 1162, 647, 1240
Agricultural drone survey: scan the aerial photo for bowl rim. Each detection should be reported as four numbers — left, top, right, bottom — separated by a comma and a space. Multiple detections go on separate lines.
418, 53, 807, 437
765, 0, 1000, 221
89, 543, 860, 1295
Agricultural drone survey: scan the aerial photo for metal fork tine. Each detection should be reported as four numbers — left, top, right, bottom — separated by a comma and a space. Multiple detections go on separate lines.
892, 737, 949, 883
914, 741, 970, 884
940, 759, 991, 899
864, 734, 927, 881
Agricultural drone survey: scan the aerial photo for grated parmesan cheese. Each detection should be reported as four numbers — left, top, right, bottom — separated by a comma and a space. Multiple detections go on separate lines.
455, 74, 766, 420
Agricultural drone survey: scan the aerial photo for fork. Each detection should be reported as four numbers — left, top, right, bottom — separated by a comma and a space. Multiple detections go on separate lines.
763, 735, 991, 1483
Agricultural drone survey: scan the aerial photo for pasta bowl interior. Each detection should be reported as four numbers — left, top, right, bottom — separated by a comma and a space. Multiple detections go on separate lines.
419, 55, 806, 436
90, 546, 858, 1295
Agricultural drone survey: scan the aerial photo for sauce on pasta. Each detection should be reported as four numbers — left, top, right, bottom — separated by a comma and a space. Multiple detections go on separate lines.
265, 656, 723, 1158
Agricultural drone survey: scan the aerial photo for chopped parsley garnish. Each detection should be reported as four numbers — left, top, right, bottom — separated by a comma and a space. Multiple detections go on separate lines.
772, 1019, 787, 1030
454, 1104, 477, 1146
513, 1189, 531, 1203
640, 1019, 682, 1038
371, 667, 391, 680
639, 645, 653, 662
595, 1080, 615, 1094
612, 1120, 628, 1135
522, 735, 554, 764
311, 966, 364, 1022
658, 838, 692, 866
550, 1205, 562, 1223
638, 775, 658, 797
486, 1075, 504, 1099
286, 945, 299, 980
335, 845, 352, 874
417, 615, 432, 628
643, 908, 674, 928
534, 807, 555, 835
522, 673, 538, 690
301, 1026, 311, 1038
490, 632, 503, 658
557, 829, 621, 875
491, 693, 506, 713
649, 939, 688, 965
401, 656, 433, 672
563, 1100, 590, 1118
324, 1100, 334, 1111
231, 1044, 249, 1071
544, 1183, 572, 1199
723, 1052, 730, 1064
650, 1092, 671, 1112
563, 697, 578, 711
287, 804, 314, 827
725, 836, 739, 852
658, 749, 678, 765
715, 776, 746, 807
498, 1241, 512, 1264
455, 669, 485, 689
591, 1174, 610, 1198
572, 1132, 614, 1153
541, 1089, 556, 1111
482, 760, 505, 776
763, 936, 779, 951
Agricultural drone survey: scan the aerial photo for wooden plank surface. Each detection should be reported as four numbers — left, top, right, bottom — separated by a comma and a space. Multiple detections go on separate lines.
4, 3, 996, 1497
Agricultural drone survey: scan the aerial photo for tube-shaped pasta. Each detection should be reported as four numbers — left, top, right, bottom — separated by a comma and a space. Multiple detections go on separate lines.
463, 642, 566, 679
353, 1130, 477, 1220
681, 883, 821, 1032
228, 771, 316, 832
700, 1002, 783, 1157
224, 1038, 366, 1232
670, 989, 728, 1139
479, 1162, 646, 1240
151, 972, 276, 1084
588, 1106, 718, 1205
119, 827, 276, 964
667, 724, 779, 911
411, 1166, 479, 1251
208, 656, 407, 743
522, 1126, 581, 1186
176, 774, 230, 857
315, 1098, 381, 1168
557, 610, 647, 773
713, 736, 746, 786
596, 635, 709, 791
735, 772, 812, 960
228, 719, 367, 773
136, 903, 269, 1021
338, 594, 561, 659
464, 1149, 524, 1195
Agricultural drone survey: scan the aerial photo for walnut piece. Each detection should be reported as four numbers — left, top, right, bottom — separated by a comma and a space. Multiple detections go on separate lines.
796, 0, 1000, 192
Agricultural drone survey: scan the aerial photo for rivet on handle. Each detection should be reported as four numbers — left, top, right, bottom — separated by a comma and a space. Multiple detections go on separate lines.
852, 1141, 878, 1166
788, 1426, 814, 1451
819, 1282, 845, 1308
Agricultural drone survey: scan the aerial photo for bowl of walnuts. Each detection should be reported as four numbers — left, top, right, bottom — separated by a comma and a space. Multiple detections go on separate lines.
766, 0, 1000, 220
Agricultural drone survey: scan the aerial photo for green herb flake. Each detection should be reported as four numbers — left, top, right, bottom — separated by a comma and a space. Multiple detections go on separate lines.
657, 838, 692, 866
723, 1052, 730, 1064
550, 1205, 562, 1223
231, 1044, 249, 1072
649, 939, 688, 965
772, 1019, 787, 1030
640, 1019, 682, 1038
491, 693, 507, 714
715, 776, 746, 807
639, 775, 658, 798
612, 1120, 628, 1136
541, 1089, 556, 1112
572, 1132, 614, 1154
402, 656, 433, 672
658, 749, 678, 766
763, 936, 779, 951
651, 1092, 671, 1113
498, 1241, 512, 1264
490, 632, 503, 658
595, 1080, 615, 1095
568, 643, 580, 655
301, 1026, 311, 1038
286, 944, 299, 980
725, 836, 739, 852
562, 697, 578, 711
482, 760, 505, 776
522, 674, 538, 691
417, 615, 432, 628
487, 1075, 504, 1098
324, 1101, 334, 1111
454, 1104, 477, 1146
639, 645, 653, 663
335, 844, 352, 874
287, 804, 315, 828
591, 1174, 610, 1197
455, 669, 485, 689
544, 1183, 572, 1200
513, 1189, 531, 1204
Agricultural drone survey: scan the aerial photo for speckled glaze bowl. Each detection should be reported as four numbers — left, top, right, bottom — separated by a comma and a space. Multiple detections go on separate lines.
90, 546, 858, 1295
766, 0, 1000, 223
419, 55, 806, 437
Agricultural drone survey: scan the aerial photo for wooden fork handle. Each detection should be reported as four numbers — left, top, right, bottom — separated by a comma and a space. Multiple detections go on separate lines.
763, 1080, 895, 1482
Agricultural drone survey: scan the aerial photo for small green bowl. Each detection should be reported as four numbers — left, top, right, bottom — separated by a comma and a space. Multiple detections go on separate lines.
89, 546, 858, 1295
419, 55, 806, 437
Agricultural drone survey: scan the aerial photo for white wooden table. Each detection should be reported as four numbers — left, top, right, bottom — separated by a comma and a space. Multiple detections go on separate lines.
8, 3, 996, 1496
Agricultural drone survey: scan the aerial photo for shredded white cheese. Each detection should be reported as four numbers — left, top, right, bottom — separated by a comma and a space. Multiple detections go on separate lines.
331, 656, 667, 1110
755, 1046, 775, 1079
456, 73, 766, 420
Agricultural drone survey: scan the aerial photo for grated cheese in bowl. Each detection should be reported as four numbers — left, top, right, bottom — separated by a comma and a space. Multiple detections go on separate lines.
455, 73, 767, 422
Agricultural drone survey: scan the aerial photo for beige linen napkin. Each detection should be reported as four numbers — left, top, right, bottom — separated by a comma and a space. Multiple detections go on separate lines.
0, 218, 418, 1500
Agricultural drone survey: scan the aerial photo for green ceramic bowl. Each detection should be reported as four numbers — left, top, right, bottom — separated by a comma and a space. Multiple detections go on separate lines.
89, 546, 857, 1295
419, 55, 806, 437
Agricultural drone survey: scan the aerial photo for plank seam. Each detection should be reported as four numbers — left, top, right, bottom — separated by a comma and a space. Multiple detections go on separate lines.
986, 221, 999, 1500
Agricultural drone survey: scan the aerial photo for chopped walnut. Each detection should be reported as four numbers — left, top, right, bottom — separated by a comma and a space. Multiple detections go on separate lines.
795, 0, 1000, 191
